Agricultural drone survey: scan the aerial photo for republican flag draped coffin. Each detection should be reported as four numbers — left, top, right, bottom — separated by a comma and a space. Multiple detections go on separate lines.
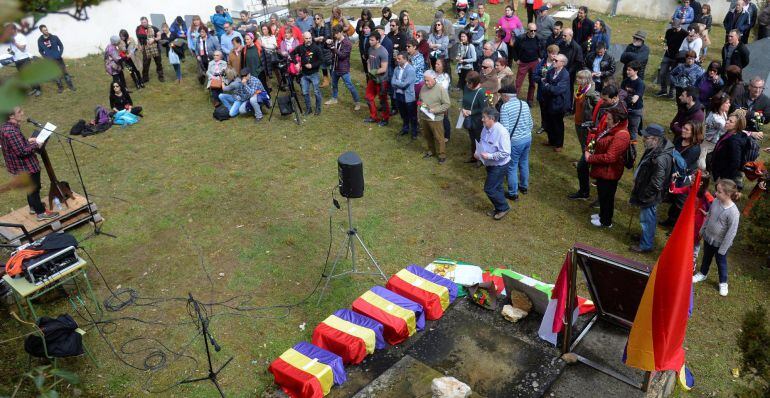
385, 265, 458, 320
351, 286, 425, 345
268, 342, 347, 398
311, 309, 387, 365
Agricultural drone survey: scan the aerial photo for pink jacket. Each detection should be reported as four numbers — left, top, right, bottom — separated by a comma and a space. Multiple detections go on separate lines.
498, 15, 523, 43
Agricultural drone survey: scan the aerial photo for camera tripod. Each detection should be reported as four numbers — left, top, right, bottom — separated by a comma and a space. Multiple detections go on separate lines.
317, 197, 386, 304
268, 68, 303, 125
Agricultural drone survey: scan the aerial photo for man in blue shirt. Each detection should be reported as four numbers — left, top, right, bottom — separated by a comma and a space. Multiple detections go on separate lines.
475, 107, 512, 220
220, 22, 243, 61
296, 8, 314, 33
37, 25, 75, 93
211, 5, 233, 37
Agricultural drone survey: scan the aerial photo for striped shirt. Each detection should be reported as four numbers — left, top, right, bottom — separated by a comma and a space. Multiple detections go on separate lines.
500, 98, 533, 142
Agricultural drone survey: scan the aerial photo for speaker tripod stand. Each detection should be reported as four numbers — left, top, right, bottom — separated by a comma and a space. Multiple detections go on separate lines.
317, 197, 386, 304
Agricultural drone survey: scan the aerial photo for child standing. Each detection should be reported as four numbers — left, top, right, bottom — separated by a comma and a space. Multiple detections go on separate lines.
669, 174, 714, 268
692, 178, 741, 296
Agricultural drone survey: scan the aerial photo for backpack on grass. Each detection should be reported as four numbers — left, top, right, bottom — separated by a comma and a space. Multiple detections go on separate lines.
213, 105, 230, 121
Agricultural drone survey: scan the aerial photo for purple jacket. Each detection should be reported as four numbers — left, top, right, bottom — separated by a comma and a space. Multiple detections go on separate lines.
331, 37, 353, 74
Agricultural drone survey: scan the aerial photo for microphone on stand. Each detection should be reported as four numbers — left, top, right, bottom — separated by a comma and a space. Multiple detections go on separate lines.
26, 118, 45, 129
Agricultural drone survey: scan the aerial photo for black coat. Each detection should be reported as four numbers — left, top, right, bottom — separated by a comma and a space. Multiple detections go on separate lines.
559, 40, 584, 76
310, 23, 332, 65
731, 89, 770, 131
710, 132, 746, 181
584, 51, 616, 80
572, 17, 593, 46
630, 139, 675, 207
620, 43, 650, 79
721, 42, 750, 70
663, 27, 688, 59
691, 0, 703, 25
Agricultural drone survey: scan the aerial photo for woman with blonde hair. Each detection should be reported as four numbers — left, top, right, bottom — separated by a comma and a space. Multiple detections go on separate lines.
708, 109, 746, 184
573, 69, 600, 152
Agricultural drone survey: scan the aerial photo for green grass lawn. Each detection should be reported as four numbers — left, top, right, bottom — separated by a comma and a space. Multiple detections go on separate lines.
0, 3, 767, 397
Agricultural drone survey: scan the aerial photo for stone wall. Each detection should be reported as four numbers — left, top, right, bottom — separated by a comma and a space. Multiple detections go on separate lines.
577, 0, 732, 22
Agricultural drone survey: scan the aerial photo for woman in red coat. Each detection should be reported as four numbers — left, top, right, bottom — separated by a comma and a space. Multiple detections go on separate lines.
585, 107, 631, 228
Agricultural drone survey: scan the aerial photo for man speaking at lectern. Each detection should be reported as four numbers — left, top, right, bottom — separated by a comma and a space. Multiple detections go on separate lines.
1, 107, 59, 221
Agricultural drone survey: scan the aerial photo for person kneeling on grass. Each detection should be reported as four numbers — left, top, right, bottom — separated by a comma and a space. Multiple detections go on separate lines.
109, 82, 143, 117
219, 68, 266, 122
692, 178, 741, 297
476, 107, 512, 221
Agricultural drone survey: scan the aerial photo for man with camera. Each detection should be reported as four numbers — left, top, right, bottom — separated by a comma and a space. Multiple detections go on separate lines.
8, 24, 41, 96
326, 25, 362, 111
290, 32, 323, 116
211, 5, 233, 37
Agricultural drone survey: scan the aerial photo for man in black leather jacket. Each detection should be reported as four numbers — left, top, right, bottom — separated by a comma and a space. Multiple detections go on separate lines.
630, 124, 674, 253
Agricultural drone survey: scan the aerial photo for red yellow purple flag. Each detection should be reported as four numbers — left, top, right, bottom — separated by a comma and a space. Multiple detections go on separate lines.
625, 171, 701, 372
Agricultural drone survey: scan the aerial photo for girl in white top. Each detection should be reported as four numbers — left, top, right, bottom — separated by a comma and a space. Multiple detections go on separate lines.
679, 27, 703, 61
259, 24, 278, 51
433, 58, 451, 141
699, 93, 730, 169
433, 58, 450, 90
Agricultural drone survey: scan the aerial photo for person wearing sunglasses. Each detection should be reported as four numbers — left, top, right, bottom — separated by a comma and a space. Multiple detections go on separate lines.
311, 13, 333, 88
512, 23, 542, 106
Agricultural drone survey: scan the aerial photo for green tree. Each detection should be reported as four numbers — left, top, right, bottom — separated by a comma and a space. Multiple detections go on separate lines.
0, 0, 102, 113
736, 306, 770, 397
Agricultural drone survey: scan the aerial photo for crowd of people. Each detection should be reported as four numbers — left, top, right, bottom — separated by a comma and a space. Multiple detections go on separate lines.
4, 1, 770, 297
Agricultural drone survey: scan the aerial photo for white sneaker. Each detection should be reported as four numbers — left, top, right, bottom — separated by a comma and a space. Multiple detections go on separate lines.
324, 98, 338, 105
719, 283, 728, 296
692, 273, 707, 283
590, 218, 612, 228
354, 102, 361, 111
591, 213, 599, 220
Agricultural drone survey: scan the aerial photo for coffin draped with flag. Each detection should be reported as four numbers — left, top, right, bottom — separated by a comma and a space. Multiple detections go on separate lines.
351, 286, 425, 345
624, 171, 701, 390
385, 265, 458, 320
268, 342, 347, 398
311, 309, 387, 365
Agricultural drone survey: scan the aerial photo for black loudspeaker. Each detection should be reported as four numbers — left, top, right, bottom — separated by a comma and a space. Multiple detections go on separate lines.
338, 152, 364, 198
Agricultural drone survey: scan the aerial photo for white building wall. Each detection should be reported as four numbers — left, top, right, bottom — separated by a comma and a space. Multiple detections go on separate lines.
6, 0, 288, 58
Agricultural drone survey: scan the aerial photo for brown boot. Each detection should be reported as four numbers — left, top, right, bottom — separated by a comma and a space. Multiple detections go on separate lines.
320, 75, 330, 88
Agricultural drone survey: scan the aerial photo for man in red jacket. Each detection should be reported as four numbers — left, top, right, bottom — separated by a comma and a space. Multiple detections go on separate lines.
584, 107, 631, 227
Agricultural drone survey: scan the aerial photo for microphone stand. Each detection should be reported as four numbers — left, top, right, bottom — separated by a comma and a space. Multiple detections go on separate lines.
42, 125, 118, 241
181, 293, 233, 398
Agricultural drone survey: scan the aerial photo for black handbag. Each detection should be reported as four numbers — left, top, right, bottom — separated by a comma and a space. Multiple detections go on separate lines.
463, 88, 483, 129
277, 94, 294, 115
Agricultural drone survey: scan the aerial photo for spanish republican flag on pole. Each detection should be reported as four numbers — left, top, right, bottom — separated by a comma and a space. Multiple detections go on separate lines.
625, 171, 701, 390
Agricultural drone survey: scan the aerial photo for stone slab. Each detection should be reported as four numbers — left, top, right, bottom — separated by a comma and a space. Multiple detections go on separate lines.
406, 300, 564, 397
743, 38, 770, 97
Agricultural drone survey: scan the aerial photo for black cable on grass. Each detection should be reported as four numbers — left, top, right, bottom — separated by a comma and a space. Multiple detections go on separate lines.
73, 199, 338, 393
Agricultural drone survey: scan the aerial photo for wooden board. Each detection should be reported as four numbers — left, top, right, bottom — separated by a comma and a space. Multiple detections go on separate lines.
0, 193, 101, 243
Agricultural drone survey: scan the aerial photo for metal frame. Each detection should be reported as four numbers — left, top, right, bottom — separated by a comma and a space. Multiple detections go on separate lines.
560, 248, 654, 392
7, 265, 103, 323
317, 197, 386, 304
